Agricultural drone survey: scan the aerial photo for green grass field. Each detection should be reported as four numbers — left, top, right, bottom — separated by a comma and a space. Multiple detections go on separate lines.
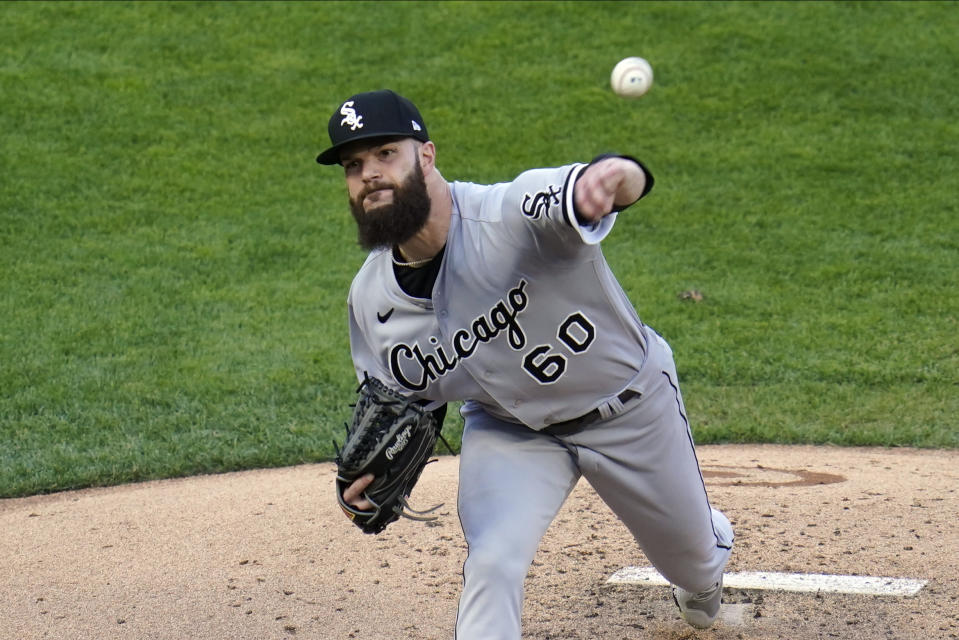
1, 1, 956, 498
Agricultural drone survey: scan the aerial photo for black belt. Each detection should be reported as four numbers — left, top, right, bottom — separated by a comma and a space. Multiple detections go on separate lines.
543, 389, 640, 437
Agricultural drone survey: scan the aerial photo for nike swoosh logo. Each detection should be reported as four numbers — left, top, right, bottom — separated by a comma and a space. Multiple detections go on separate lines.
377, 308, 395, 323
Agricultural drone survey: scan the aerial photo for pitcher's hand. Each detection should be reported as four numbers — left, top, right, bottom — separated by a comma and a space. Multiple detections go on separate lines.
574, 157, 647, 222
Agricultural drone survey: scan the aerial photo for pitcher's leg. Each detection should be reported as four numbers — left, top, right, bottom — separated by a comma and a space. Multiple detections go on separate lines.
455, 406, 580, 640
569, 335, 732, 593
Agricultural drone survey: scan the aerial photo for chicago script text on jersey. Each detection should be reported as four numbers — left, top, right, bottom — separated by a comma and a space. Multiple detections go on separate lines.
389, 280, 530, 391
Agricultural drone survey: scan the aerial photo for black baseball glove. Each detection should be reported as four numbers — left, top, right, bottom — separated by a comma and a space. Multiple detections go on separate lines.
334, 374, 444, 535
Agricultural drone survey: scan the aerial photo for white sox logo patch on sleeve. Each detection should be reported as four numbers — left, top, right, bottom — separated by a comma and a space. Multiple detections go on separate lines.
521, 184, 562, 220
388, 279, 597, 391
340, 101, 363, 131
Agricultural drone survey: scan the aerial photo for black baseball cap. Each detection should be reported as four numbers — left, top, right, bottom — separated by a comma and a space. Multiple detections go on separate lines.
316, 89, 430, 165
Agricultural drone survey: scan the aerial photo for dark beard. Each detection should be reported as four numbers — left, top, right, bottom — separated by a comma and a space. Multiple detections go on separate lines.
349, 161, 431, 250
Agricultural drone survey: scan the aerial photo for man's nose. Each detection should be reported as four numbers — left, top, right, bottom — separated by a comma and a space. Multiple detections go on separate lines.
361, 160, 382, 181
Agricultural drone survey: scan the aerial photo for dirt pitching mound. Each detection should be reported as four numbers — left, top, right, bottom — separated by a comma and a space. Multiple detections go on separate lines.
1, 444, 956, 639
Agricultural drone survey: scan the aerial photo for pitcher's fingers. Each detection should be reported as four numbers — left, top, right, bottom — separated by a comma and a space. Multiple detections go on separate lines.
342, 473, 375, 510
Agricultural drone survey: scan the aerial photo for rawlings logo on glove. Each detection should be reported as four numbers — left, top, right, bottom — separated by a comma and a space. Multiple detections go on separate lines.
386, 424, 413, 460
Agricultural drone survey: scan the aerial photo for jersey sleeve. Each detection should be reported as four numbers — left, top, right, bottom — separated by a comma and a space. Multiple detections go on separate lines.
499, 164, 615, 254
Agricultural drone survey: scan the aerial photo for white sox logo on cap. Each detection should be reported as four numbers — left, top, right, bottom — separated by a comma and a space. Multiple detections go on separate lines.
317, 90, 430, 165
340, 101, 364, 131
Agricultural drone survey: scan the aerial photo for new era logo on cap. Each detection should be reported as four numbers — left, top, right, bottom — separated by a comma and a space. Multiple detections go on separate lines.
317, 90, 430, 165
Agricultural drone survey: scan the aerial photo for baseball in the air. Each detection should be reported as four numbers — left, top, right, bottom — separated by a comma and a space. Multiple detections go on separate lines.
610, 56, 653, 99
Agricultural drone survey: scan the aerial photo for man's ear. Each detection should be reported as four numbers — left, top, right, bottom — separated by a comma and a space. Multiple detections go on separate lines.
418, 140, 437, 174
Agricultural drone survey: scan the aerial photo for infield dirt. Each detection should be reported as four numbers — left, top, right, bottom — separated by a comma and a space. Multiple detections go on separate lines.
2, 445, 956, 639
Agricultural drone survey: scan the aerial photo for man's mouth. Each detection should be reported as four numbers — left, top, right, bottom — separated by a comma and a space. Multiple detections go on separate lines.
364, 187, 393, 206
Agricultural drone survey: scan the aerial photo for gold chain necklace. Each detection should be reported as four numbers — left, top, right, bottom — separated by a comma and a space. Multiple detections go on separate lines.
392, 248, 434, 269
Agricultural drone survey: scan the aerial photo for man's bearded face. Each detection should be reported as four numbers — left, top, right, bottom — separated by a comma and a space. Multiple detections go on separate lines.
349, 159, 431, 250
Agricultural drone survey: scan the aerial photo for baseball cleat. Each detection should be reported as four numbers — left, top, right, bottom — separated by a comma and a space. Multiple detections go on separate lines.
672, 576, 723, 629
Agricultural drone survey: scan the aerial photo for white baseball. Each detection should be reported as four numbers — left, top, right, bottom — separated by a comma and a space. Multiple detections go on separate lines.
610, 56, 653, 99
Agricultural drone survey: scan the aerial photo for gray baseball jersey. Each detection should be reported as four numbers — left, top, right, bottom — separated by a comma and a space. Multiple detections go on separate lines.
348, 162, 650, 429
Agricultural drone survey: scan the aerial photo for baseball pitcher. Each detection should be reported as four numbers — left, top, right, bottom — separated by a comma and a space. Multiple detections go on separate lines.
318, 89, 733, 637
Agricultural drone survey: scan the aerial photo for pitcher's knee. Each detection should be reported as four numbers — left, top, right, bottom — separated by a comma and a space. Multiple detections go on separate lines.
464, 546, 531, 590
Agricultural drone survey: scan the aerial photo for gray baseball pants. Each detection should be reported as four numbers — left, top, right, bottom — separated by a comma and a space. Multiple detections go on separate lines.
454, 331, 733, 639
